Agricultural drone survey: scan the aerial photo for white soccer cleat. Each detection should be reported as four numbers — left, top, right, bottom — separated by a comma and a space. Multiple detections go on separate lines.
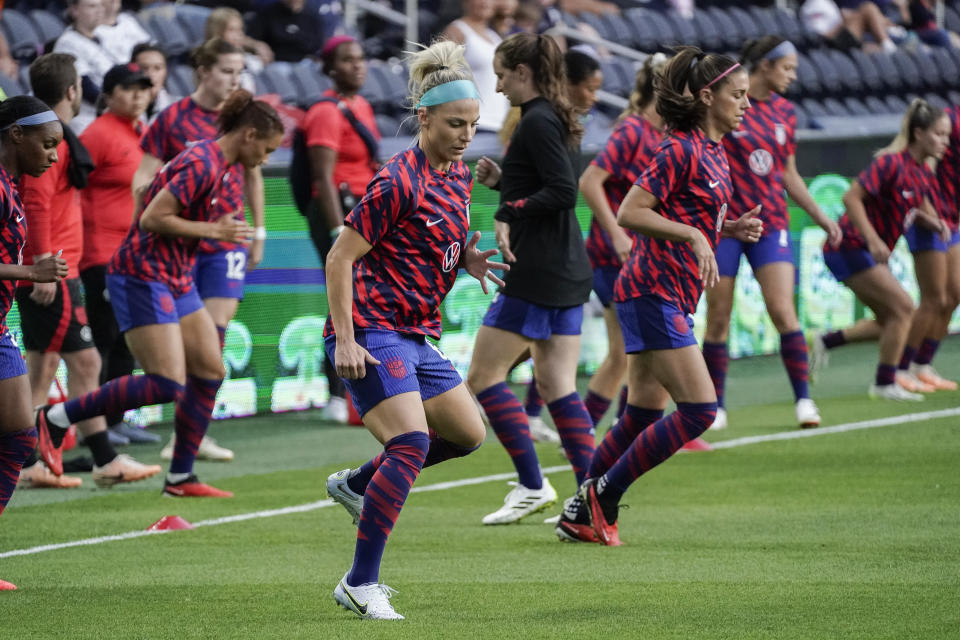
895, 371, 935, 394
868, 383, 924, 402
92, 454, 162, 488
911, 364, 958, 391
321, 396, 349, 423
795, 398, 821, 429
807, 333, 830, 380
482, 477, 557, 525
709, 407, 728, 430
160, 435, 234, 462
527, 415, 560, 443
326, 468, 363, 524
334, 573, 404, 620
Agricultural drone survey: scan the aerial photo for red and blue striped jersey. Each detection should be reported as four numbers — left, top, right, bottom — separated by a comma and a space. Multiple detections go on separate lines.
110, 140, 233, 295
614, 128, 733, 315
723, 92, 796, 233
934, 105, 959, 230
0, 165, 26, 334
836, 150, 930, 251
585, 113, 663, 269
324, 146, 473, 340
141, 96, 245, 254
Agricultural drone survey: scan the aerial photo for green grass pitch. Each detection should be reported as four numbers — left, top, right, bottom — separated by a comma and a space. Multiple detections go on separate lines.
1, 339, 958, 639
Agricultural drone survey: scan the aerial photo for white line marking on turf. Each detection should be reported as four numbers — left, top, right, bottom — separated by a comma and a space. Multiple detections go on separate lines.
3, 407, 957, 559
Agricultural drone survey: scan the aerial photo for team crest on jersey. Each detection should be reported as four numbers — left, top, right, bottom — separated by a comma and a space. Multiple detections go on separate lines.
442, 241, 461, 273
716, 203, 728, 233
749, 149, 774, 176
384, 356, 407, 379
775, 124, 787, 146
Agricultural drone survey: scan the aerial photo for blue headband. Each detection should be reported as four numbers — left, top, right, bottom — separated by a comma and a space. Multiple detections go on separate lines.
764, 41, 797, 61
2, 110, 58, 130
416, 80, 480, 109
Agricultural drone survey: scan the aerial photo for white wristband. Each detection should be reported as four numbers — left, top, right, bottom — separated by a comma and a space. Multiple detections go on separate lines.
254, 227, 267, 240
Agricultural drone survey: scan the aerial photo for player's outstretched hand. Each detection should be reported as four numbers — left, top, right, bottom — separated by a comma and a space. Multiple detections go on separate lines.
463, 231, 510, 294
334, 339, 381, 380
215, 210, 254, 244
823, 218, 843, 249
867, 237, 890, 264
729, 205, 763, 243
29, 253, 68, 284
476, 156, 502, 188
689, 227, 719, 288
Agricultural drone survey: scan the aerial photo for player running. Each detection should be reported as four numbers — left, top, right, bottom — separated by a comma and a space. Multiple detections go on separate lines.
323, 41, 505, 619
703, 36, 841, 430
0, 96, 69, 590
559, 48, 762, 545
811, 99, 950, 401
34, 91, 283, 497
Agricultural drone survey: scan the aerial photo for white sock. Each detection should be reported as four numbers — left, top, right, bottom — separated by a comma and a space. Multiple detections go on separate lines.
881, 39, 897, 54
46, 404, 70, 429
166, 472, 191, 484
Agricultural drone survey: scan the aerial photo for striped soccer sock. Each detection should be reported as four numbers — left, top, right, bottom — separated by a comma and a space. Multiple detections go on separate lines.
347, 431, 429, 586
780, 330, 811, 401
56, 374, 184, 428
588, 405, 664, 481
170, 376, 221, 475
583, 390, 612, 427
702, 342, 728, 408
523, 376, 544, 419
477, 382, 542, 490
547, 392, 596, 485
0, 428, 37, 517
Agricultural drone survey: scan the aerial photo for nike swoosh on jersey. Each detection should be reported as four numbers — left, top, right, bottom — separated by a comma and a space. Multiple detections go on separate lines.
709, 180, 720, 188
426, 219, 442, 227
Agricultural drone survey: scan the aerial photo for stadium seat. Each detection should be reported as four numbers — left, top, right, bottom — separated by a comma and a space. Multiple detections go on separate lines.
623, 8, 661, 52
18, 65, 30, 93
868, 52, 904, 93
600, 57, 632, 97
175, 3, 212, 47
849, 49, 883, 95
665, 13, 700, 50
906, 50, 942, 92
375, 113, 400, 138
864, 95, 891, 114
287, 61, 326, 107
374, 61, 409, 114
923, 93, 949, 110
143, 11, 191, 58
261, 63, 300, 105
826, 49, 862, 95
747, 7, 781, 40
889, 51, 923, 91
821, 97, 849, 117
801, 97, 828, 118
1, 9, 42, 61
166, 64, 195, 98
641, 10, 683, 48
945, 4, 960, 32
0, 73, 24, 98
792, 102, 810, 129
795, 52, 822, 97
727, 6, 763, 42
597, 13, 635, 45
704, 6, 744, 51
773, 8, 812, 49
884, 94, 908, 114
808, 49, 842, 96
29, 10, 66, 48
930, 48, 959, 89
950, 90, 960, 106
842, 96, 871, 117
688, 11, 723, 52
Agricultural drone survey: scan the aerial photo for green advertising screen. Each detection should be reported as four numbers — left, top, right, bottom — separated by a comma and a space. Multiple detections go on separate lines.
9, 171, 957, 424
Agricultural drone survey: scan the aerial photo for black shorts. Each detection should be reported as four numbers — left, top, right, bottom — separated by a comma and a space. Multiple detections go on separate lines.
15, 277, 95, 353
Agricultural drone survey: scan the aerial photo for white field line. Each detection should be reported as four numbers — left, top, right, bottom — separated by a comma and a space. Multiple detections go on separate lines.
2, 407, 958, 559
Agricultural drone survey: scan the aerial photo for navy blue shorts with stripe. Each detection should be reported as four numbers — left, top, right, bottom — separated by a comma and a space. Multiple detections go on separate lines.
481, 293, 583, 340
106, 274, 204, 332
194, 247, 247, 300
716, 230, 794, 278
0, 331, 26, 380
615, 294, 698, 353
324, 329, 462, 417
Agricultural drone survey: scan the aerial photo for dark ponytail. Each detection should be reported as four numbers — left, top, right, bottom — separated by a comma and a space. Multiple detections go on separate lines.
217, 89, 284, 137
495, 33, 583, 145
655, 46, 740, 132
621, 52, 668, 121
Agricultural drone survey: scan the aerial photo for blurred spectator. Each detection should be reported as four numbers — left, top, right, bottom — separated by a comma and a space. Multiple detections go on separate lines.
131, 42, 174, 123
205, 6, 275, 72
247, 0, 327, 62
565, 47, 601, 115
558, 0, 619, 16
95, 0, 151, 63
491, 0, 518, 36
893, 0, 959, 48
0, 32, 18, 82
54, 0, 122, 132
295, 35, 380, 421
206, 7, 267, 92
442, 0, 511, 133
836, 0, 899, 52
79, 63, 161, 444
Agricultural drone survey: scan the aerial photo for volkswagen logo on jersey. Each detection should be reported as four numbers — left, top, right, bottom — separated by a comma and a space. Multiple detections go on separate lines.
749, 149, 774, 176
716, 203, 728, 233
442, 241, 461, 273
775, 123, 787, 146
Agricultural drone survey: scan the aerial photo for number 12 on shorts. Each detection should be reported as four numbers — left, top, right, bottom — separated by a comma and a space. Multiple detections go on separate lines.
226, 251, 247, 280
